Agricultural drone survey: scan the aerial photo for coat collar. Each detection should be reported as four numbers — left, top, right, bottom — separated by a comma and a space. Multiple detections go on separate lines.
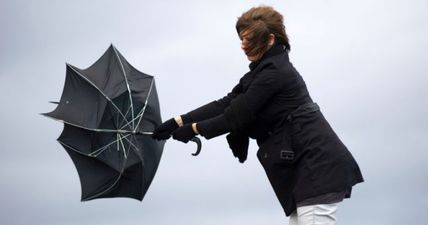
249, 43, 288, 71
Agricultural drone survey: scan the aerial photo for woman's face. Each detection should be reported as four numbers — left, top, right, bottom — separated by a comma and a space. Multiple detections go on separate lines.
240, 31, 275, 62
240, 36, 259, 62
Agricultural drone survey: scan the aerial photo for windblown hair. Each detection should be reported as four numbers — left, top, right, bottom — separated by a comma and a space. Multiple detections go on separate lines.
236, 6, 290, 58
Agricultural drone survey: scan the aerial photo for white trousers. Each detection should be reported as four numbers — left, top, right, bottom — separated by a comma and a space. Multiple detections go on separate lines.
289, 203, 338, 225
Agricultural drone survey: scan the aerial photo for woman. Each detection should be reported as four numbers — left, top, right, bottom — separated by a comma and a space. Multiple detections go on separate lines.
152, 6, 363, 225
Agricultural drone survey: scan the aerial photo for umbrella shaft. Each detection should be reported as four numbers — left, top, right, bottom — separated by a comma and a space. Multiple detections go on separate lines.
138, 131, 153, 135
116, 130, 153, 135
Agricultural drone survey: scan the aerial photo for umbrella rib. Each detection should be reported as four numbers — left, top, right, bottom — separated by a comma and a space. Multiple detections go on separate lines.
120, 113, 140, 131
59, 135, 128, 201
123, 135, 141, 155
118, 133, 128, 159
133, 79, 155, 131
67, 64, 131, 126
57, 133, 131, 157
43, 115, 137, 134
44, 115, 153, 137
57, 140, 94, 157
91, 133, 132, 157
120, 111, 144, 131
63, 133, 127, 200
84, 161, 125, 201
112, 46, 135, 130
122, 135, 145, 166
118, 104, 132, 129
116, 133, 120, 152
119, 78, 152, 131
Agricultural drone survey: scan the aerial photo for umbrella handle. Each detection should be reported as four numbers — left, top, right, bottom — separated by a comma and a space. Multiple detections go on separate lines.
190, 137, 202, 156
141, 131, 201, 156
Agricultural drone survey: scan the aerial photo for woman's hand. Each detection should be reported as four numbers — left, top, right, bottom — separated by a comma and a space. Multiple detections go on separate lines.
152, 118, 179, 140
172, 123, 197, 143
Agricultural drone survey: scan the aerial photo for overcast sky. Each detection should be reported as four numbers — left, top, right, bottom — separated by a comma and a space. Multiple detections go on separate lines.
1, 0, 427, 224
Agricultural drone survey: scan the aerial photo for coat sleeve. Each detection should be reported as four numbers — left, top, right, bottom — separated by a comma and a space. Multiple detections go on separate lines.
224, 71, 283, 133
197, 71, 284, 138
182, 83, 242, 139
180, 83, 241, 124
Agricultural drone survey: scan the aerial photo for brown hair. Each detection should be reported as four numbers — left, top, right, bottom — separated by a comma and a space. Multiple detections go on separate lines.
236, 6, 290, 58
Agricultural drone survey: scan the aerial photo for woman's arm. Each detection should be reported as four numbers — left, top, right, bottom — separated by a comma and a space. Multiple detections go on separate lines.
195, 70, 283, 138
170, 70, 283, 140
179, 83, 241, 124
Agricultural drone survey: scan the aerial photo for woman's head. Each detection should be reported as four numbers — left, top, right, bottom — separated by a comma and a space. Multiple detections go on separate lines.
236, 6, 290, 61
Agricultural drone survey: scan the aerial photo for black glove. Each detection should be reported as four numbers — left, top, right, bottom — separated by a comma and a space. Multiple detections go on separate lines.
172, 123, 196, 143
152, 118, 179, 140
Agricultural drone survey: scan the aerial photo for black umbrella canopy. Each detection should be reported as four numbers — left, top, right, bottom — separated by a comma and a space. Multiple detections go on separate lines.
43, 44, 165, 201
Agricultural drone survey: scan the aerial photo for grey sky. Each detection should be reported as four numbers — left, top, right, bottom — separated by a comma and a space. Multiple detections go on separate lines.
1, 0, 427, 224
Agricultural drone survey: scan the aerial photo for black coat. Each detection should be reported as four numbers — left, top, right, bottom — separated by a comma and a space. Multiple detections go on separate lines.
181, 43, 364, 216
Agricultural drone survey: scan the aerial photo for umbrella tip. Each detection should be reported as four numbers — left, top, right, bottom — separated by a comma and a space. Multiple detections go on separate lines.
39, 112, 52, 119
65, 63, 78, 70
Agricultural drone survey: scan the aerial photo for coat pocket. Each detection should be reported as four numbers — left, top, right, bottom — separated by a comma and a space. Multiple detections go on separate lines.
257, 129, 295, 168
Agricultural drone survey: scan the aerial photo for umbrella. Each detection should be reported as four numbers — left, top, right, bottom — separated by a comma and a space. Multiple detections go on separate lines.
43, 44, 200, 201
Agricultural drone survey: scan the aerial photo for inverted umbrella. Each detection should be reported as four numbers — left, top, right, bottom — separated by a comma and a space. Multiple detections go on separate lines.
43, 45, 200, 201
